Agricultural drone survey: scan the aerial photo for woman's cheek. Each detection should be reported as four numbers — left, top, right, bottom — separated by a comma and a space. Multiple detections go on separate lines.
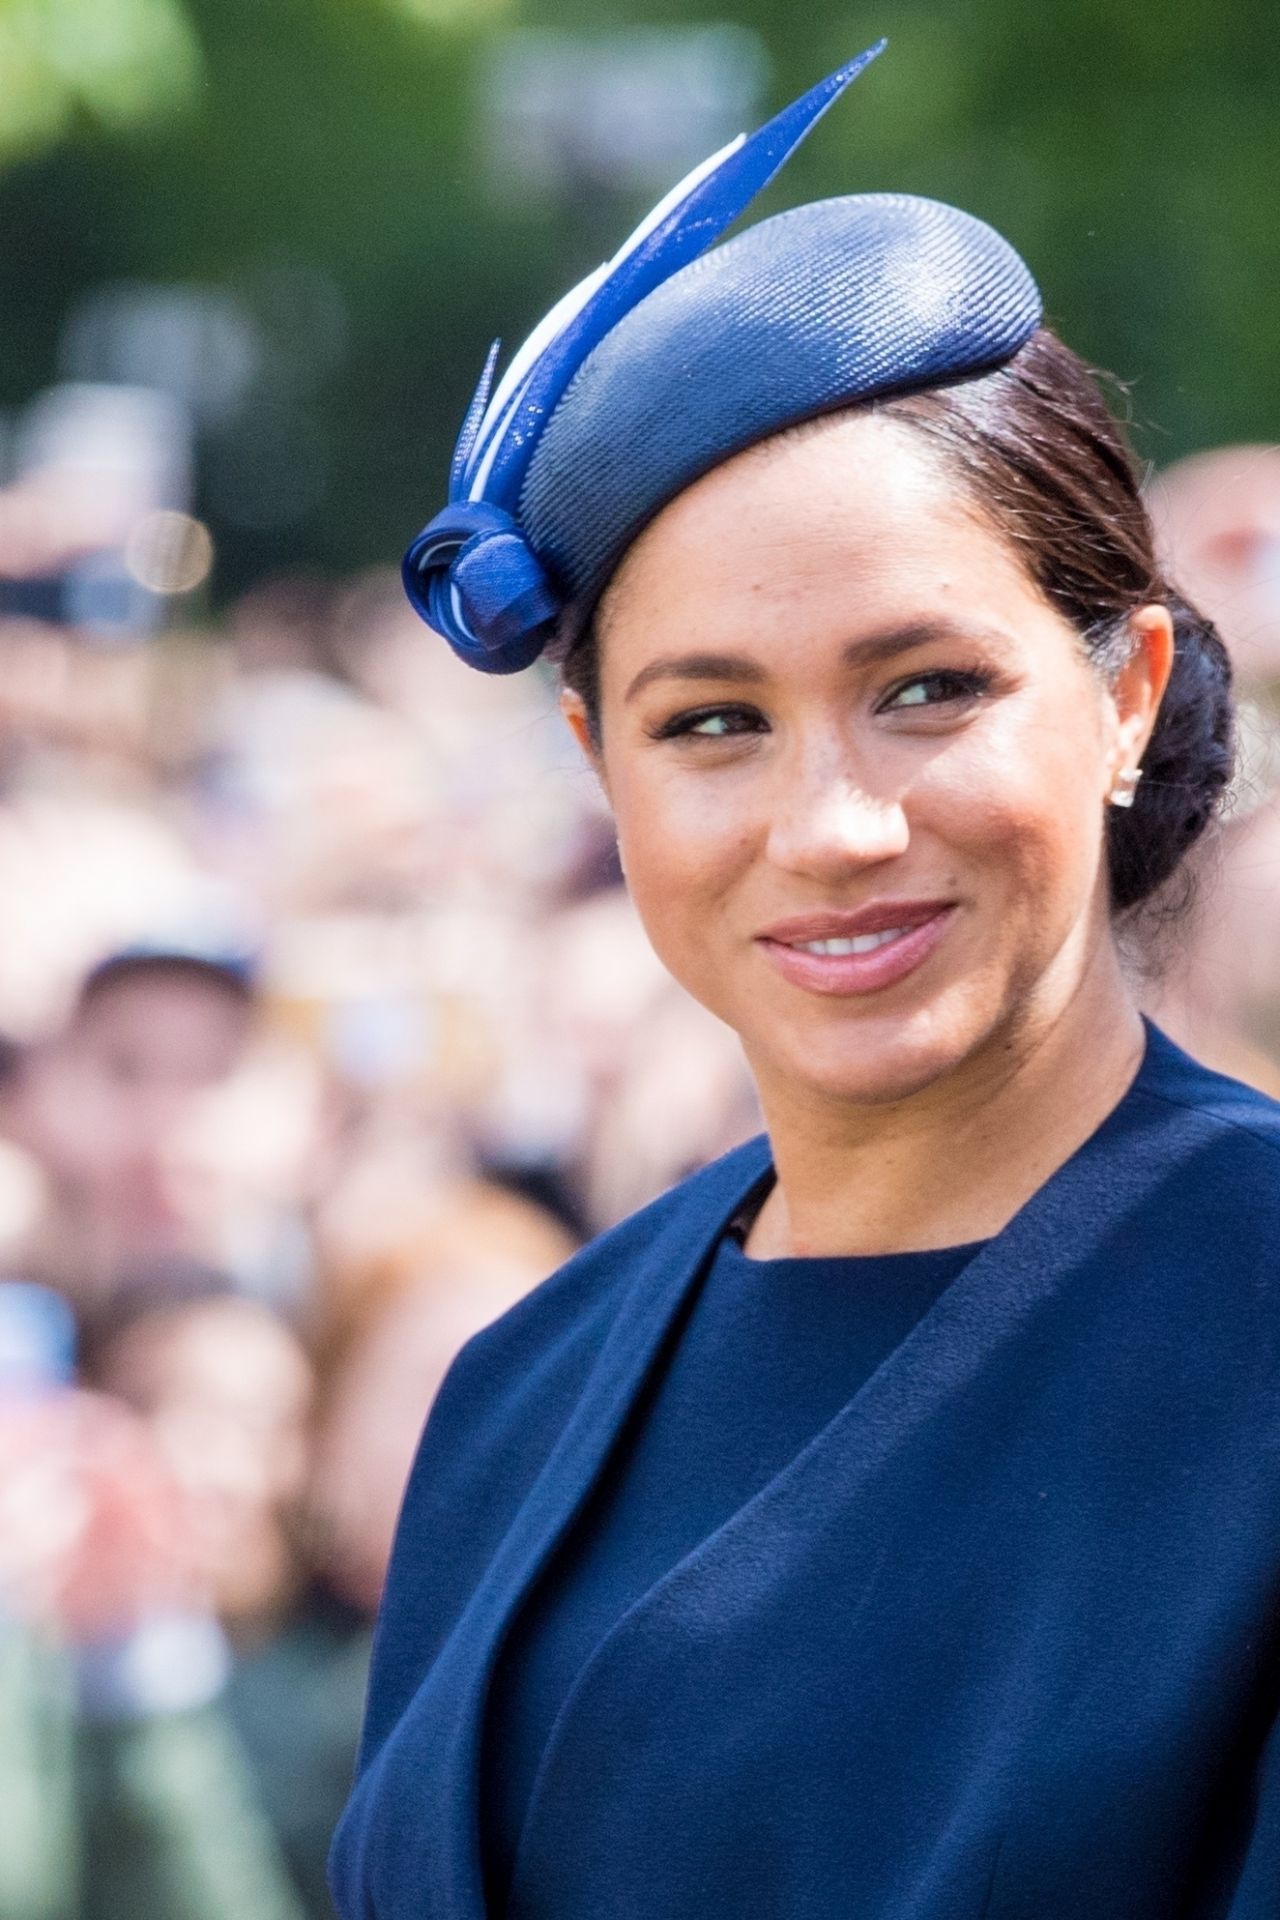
617, 784, 756, 997
919, 740, 1104, 936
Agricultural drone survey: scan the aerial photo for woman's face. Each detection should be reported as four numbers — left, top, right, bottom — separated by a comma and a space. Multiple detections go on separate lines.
563, 410, 1168, 1111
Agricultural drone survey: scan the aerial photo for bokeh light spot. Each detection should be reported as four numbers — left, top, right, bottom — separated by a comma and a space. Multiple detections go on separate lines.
124, 509, 213, 594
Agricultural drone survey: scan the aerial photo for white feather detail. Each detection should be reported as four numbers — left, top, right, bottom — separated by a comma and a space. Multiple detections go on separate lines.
465, 129, 748, 502
449, 580, 476, 643
467, 264, 609, 499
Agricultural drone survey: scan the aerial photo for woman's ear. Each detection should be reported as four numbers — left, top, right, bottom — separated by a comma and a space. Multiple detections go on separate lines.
559, 686, 610, 800
1106, 603, 1176, 784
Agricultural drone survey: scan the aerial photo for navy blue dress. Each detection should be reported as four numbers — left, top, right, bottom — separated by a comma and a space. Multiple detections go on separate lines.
480, 1213, 988, 1909
332, 1022, 1280, 1920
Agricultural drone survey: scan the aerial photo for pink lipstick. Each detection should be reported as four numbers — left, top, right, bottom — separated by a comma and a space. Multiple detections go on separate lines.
755, 901, 956, 997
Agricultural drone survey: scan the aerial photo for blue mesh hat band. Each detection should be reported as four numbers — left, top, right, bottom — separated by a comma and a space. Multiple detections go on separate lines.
403, 44, 1043, 674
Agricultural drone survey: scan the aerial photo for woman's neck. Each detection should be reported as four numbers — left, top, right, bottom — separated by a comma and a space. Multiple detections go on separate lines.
742, 945, 1146, 1260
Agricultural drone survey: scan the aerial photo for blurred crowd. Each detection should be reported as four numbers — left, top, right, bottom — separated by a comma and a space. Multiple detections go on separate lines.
0, 495, 760, 1915
0, 430, 1277, 1919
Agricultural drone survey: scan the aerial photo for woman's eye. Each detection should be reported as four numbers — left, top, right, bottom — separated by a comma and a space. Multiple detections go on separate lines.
651, 705, 764, 741
878, 668, 992, 713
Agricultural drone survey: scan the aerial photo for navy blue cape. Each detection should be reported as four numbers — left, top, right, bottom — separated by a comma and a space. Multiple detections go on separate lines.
331, 1021, 1280, 1919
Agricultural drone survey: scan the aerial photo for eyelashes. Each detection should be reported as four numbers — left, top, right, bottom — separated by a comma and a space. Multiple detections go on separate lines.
646, 666, 997, 742
876, 666, 995, 712
648, 703, 763, 742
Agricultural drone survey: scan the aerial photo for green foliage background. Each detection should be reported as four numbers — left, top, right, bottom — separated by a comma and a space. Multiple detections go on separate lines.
0, 0, 1274, 596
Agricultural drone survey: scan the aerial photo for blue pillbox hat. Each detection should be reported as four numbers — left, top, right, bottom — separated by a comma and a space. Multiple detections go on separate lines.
404, 42, 1042, 674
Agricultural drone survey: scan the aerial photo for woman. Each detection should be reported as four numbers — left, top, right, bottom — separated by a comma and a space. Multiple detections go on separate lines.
331, 48, 1280, 1920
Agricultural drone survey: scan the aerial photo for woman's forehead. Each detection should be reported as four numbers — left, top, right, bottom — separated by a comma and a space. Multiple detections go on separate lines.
598, 411, 1023, 652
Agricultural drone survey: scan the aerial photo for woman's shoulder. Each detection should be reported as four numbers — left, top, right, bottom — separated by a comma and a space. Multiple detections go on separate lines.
1122, 1024, 1280, 1289
1138, 1019, 1280, 1174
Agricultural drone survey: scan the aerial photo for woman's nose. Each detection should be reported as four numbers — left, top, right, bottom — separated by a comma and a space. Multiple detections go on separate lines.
765, 761, 909, 879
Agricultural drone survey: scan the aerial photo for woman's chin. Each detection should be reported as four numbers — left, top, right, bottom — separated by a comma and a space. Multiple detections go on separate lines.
754, 999, 999, 1110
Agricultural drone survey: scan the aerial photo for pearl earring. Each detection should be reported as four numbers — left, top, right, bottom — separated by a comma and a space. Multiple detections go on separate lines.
1108, 766, 1143, 809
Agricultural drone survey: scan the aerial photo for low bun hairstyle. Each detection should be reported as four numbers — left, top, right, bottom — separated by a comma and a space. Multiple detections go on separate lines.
551, 326, 1234, 921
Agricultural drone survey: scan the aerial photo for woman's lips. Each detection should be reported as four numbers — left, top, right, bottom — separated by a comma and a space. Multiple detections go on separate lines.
757, 905, 956, 996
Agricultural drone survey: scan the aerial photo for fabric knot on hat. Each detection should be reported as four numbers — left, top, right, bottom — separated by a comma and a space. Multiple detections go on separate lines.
402, 501, 564, 676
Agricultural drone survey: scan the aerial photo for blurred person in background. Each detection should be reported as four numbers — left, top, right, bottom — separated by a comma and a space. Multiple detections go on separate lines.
579, 975, 763, 1228
82, 1272, 315, 1645
0, 1281, 85, 1920
192, 649, 443, 920
0, 1278, 307, 1920
462, 881, 761, 1233
1146, 446, 1280, 1086
0, 942, 325, 1319
81, 1271, 329, 1915
311, 1177, 577, 1614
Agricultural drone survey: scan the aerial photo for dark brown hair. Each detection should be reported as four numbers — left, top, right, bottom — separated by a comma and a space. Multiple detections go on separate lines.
549, 326, 1235, 919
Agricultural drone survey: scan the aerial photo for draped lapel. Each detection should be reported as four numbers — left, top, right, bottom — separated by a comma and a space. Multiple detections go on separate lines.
508, 1022, 1184, 1900
353, 1132, 774, 1920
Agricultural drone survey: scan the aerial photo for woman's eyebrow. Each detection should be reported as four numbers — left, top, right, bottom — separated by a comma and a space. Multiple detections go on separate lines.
624, 650, 766, 704
622, 620, 1004, 705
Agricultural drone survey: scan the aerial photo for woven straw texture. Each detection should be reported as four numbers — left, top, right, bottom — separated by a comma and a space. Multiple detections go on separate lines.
519, 193, 1041, 610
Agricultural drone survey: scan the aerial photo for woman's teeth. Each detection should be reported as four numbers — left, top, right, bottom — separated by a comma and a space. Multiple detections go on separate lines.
792, 928, 910, 956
